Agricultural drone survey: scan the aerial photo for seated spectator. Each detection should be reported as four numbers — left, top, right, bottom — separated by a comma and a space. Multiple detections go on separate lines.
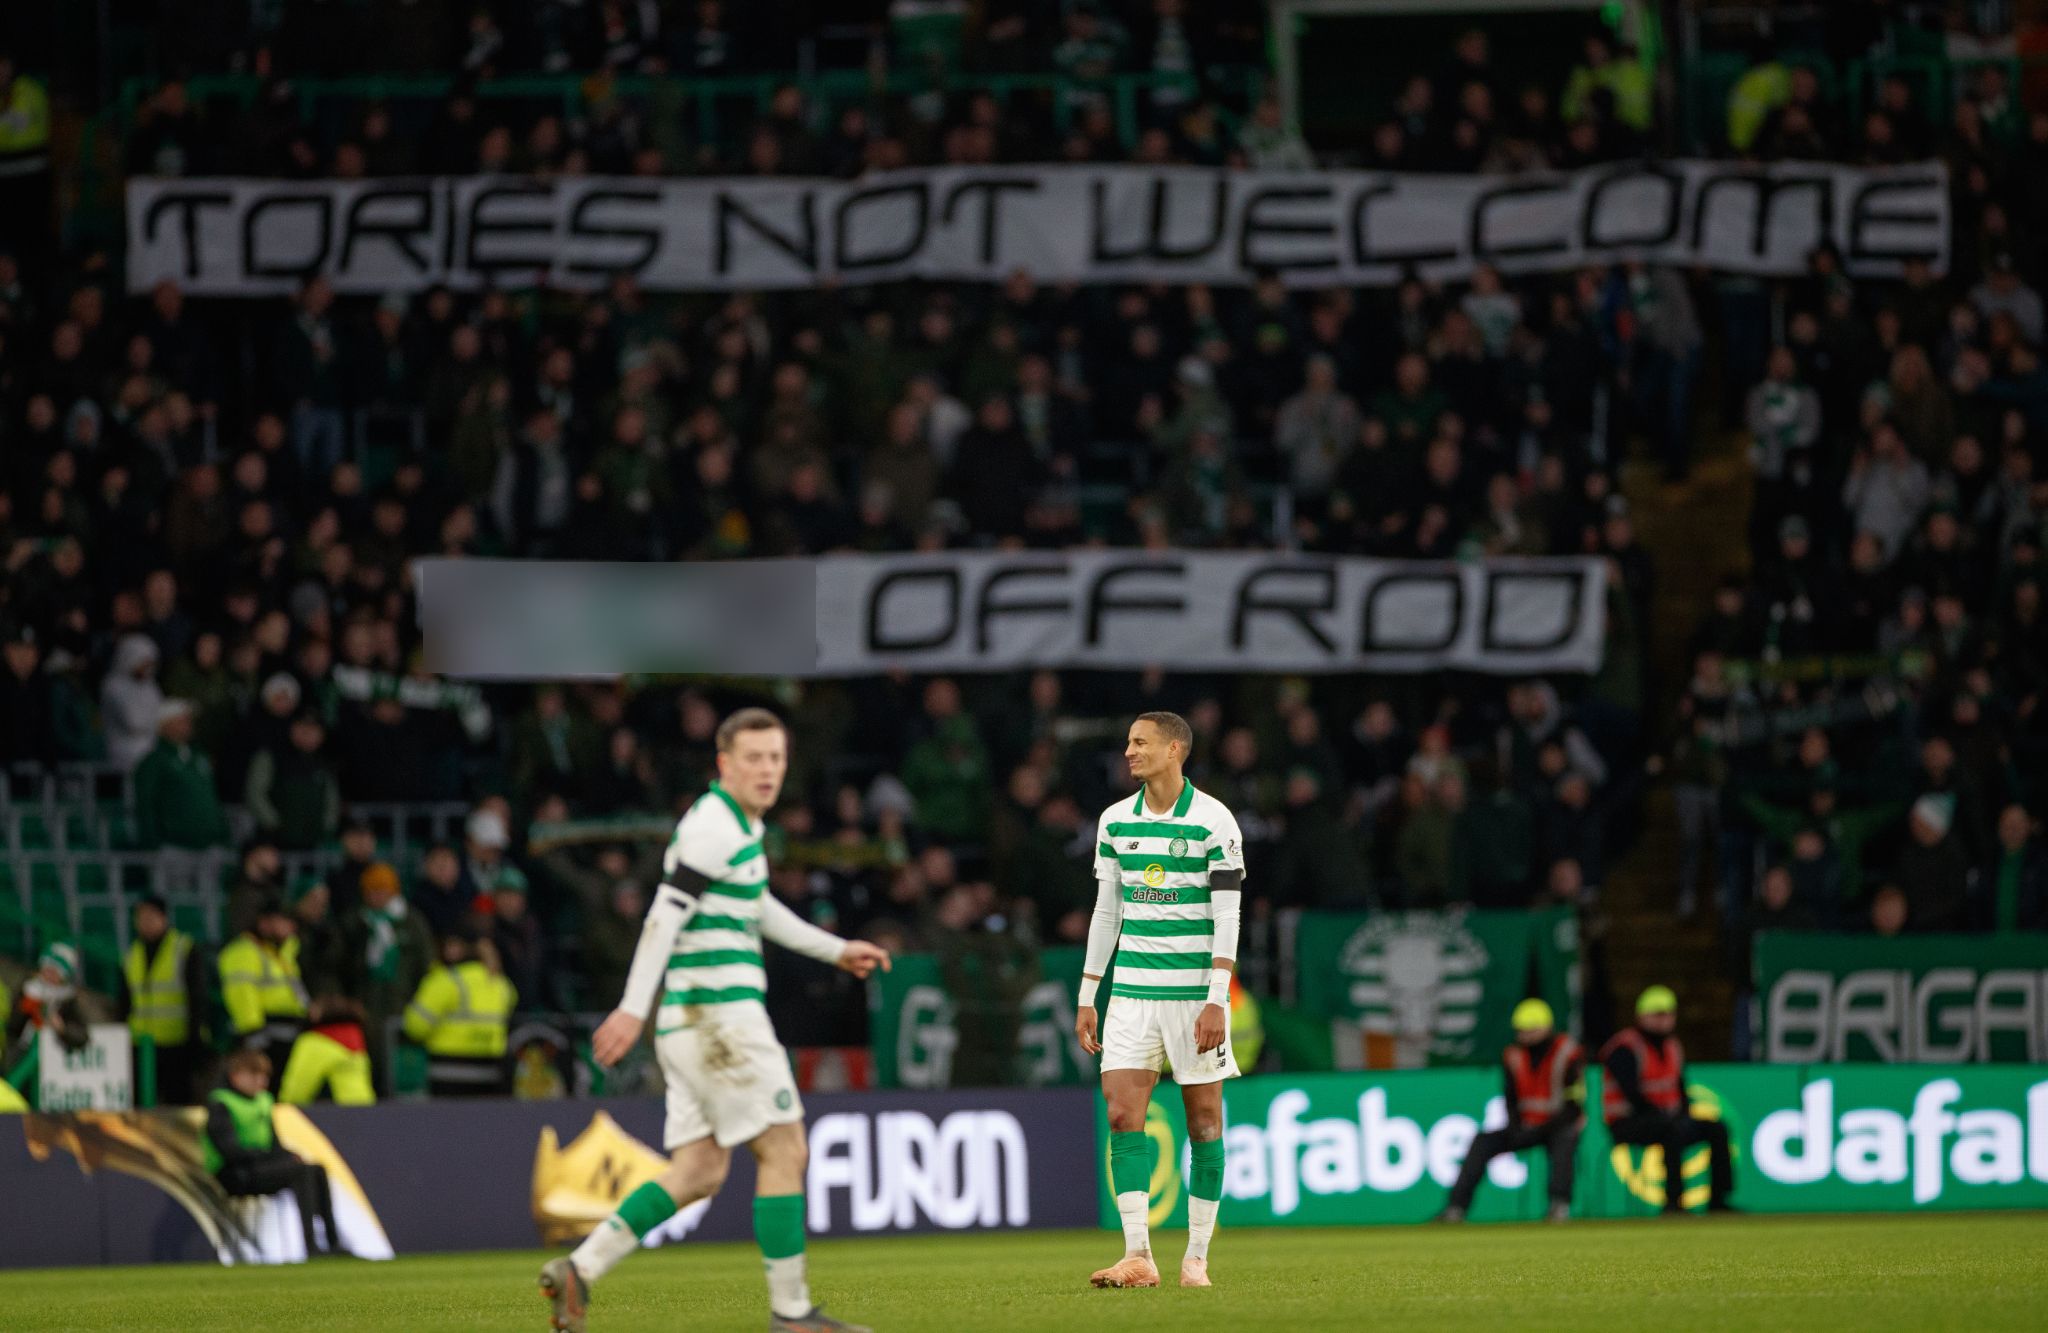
204, 1049, 347, 1256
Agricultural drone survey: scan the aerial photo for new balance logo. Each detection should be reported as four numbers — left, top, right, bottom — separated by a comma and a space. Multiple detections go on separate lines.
1126, 841, 1140, 850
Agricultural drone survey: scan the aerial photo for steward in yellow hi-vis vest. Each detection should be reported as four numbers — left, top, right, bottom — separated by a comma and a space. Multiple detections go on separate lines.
280, 995, 377, 1106
219, 900, 308, 1089
120, 894, 208, 1106
404, 932, 515, 1097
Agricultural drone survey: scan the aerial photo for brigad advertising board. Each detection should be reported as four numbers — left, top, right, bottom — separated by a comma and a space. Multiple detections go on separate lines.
1754, 931, 2048, 1063
0, 1088, 1095, 1269
127, 161, 1947, 297
1096, 1066, 2048, 1227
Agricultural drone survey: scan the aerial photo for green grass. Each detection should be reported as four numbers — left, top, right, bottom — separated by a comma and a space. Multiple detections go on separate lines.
5, 1214, 2047, 1332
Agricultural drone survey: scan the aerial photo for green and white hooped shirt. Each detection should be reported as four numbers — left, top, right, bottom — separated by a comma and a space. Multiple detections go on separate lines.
1095, 778, 1245, 1003
656, 781, 770, 1033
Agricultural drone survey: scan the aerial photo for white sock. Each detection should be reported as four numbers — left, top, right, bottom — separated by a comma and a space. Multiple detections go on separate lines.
764, 1253, 812, 1319
1116, 1190, 1151, 1258
570, 1213, 641, 1283
1186, 1196, 1219, 1262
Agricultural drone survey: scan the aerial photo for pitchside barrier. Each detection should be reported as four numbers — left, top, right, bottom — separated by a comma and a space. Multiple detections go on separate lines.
0, 1089, 1095, 1269
10, 1064, 2044, 1268
1094, 1065, 2048, 1228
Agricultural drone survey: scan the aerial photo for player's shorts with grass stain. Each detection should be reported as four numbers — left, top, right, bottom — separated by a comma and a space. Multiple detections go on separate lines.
1099, 994, 1241, 1085
656, 1002, 804, 1150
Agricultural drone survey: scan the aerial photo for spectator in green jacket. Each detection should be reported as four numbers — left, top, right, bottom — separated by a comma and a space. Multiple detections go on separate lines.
133, 699, 230, 850
902, 679, 992, 842
1740, 785, 1902, 910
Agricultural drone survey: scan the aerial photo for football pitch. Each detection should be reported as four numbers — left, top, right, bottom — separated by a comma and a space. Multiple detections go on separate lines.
6, 1214, 2046, 1332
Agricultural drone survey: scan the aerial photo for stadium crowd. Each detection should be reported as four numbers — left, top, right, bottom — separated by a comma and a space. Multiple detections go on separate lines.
2, 7, 2046, 1088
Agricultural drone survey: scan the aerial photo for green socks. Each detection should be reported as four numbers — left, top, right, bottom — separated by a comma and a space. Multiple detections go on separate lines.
755, 1194, 812, 1319
753, 1193, 806, 1261
1190, 1136, 1225, 1202
617, 1180, 679, 1239
1109, 1130, 1152, 1196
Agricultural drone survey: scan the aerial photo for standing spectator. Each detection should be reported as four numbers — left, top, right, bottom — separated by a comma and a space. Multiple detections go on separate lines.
1842, 420, 1932, 560
133, 699, 230, 851
1890, 795, 1973, 931
339, 862, 434, 1094
0, 621, 54, 765
1979, 804, 2046, 932
226, 839, 286, 940
1616, 264, 1703, 482
580, 877, 645, 1009
245, 712, 342, 851
276, 278, 347, 481
1274, 355, 1362, 494
412, 842, 474, 941
489, 877, 548, 1008
901, 679, 993, 843
101, 634, 164, 770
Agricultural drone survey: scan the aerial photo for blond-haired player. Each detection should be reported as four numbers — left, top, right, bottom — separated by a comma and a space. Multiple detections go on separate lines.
540, 708, 889, 1333
1077, 710, 1245, 1290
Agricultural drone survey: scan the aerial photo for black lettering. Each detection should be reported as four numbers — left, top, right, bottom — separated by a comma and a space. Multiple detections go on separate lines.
866, 567, 959, 654
1481, 569, 1586, 655
1236, 186, 1338, 272
1581, 163, 1684, 251
465, 183, 557, 278
566, 187, 664, 278
241, 193, 334, 279
1085, 561, 1186, 646
1469, 179, 1571, 261
141, 189, 233, 281
975, 563, 1073, 653
338, 186, 435, 275
1360, 570, 1462, 655
1688, 170, 1833, 258
1089, 175, 1229, 264
1347, 182, 1456, 270
715, 189, 818, 273
834, 181, 930, 272
1231, 563, 1338, 652
940, 176, 1040, 265
1848, 175, 1945, 267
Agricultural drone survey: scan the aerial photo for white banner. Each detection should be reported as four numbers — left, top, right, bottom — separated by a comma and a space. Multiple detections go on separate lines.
414, 551, 1608, 678
128, 160, 1946, 296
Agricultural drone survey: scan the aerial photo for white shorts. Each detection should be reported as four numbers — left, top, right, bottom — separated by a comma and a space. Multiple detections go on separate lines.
1099, 994, 1240, 1086
654, 1005, 804, 1151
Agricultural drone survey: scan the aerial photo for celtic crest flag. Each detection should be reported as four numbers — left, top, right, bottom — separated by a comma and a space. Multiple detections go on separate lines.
1293, 909, 1579, 1066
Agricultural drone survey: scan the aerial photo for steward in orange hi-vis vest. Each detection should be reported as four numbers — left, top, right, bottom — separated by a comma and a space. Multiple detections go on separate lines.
1438, 998, 1587, 1223
1599, 986, 1736, 1214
